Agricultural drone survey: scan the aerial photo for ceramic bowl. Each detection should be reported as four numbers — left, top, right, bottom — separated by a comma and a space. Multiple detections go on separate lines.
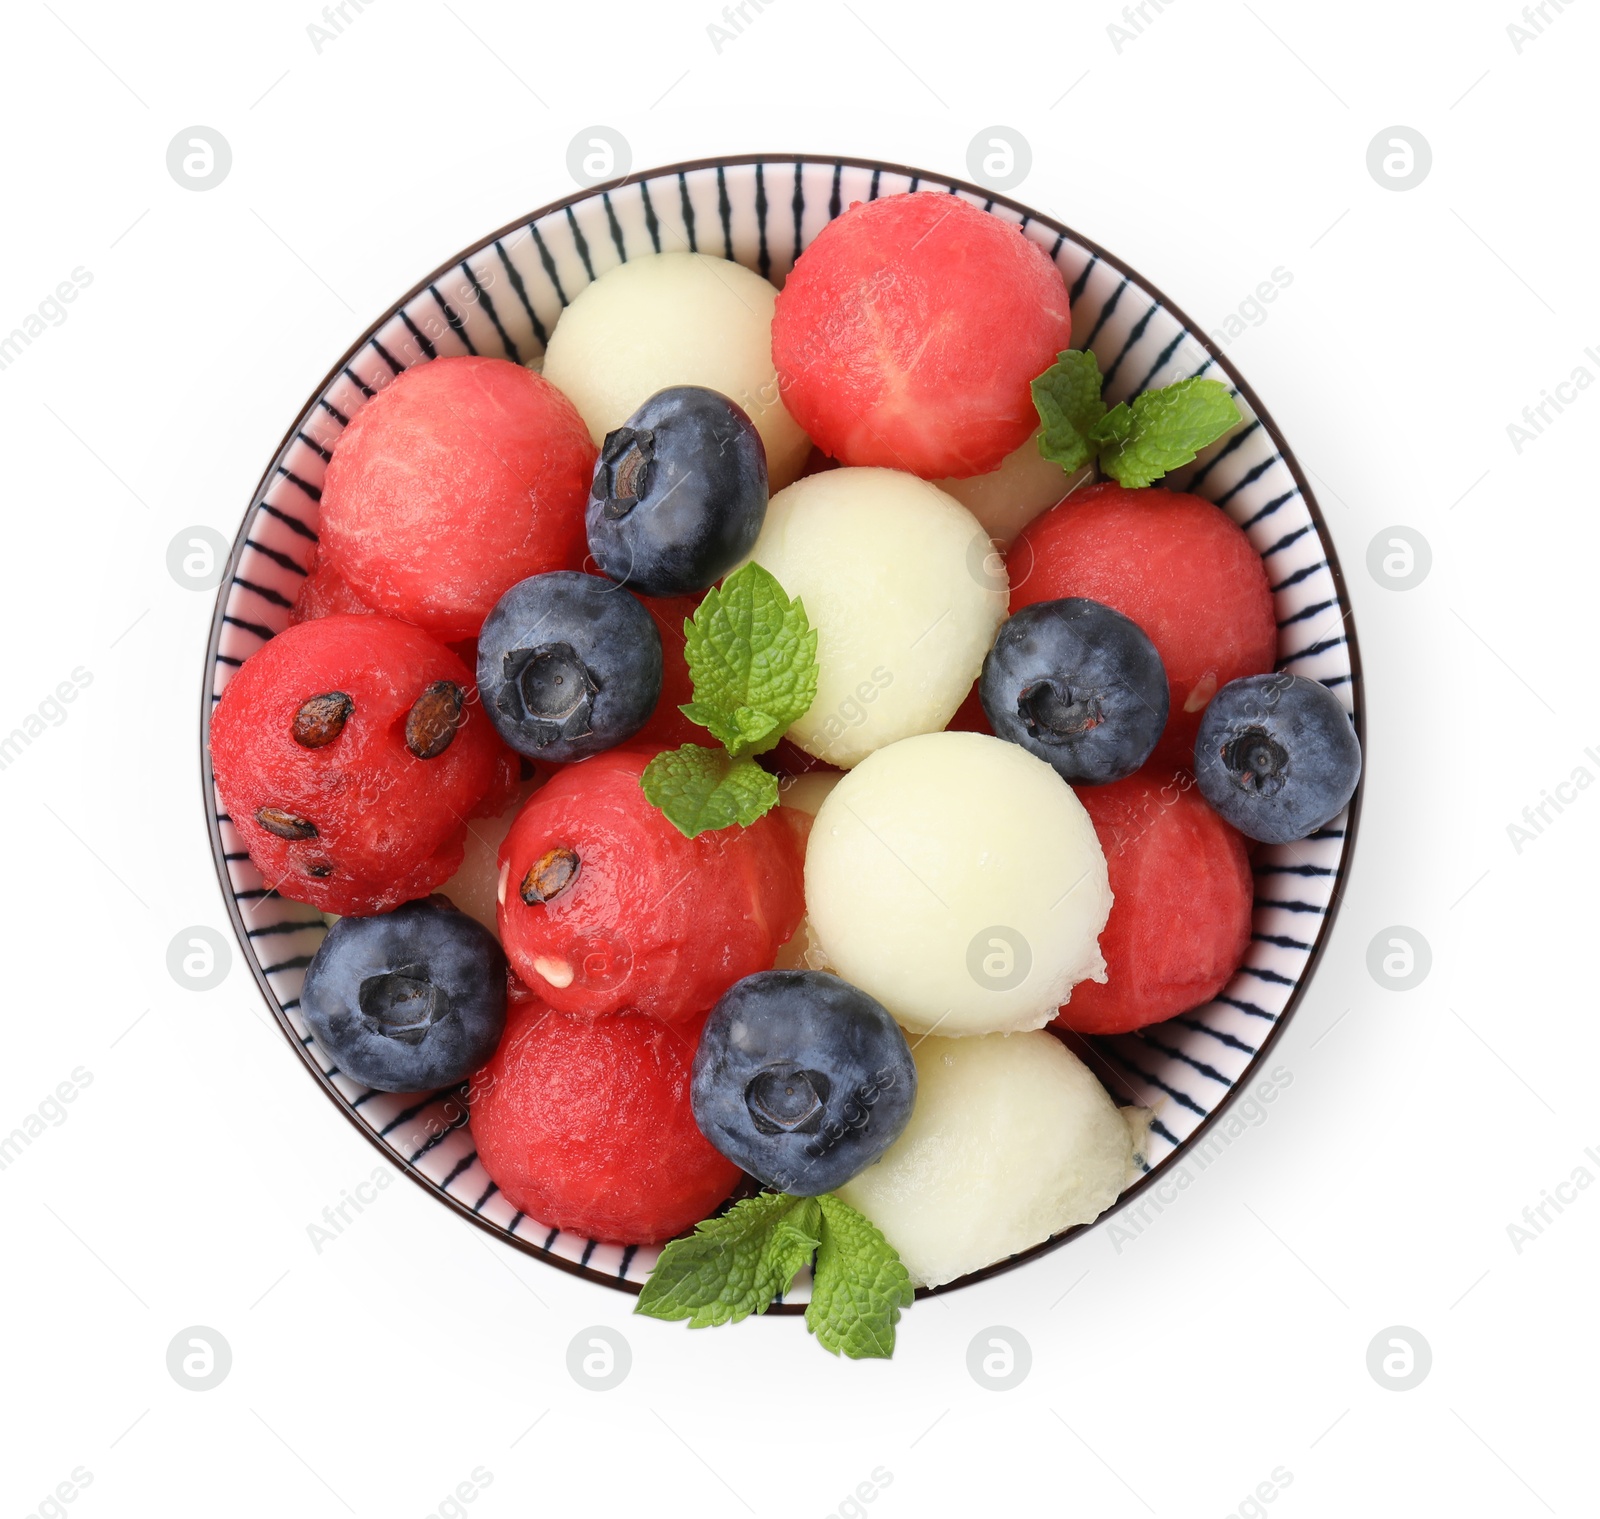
202, 154, 1363, 1298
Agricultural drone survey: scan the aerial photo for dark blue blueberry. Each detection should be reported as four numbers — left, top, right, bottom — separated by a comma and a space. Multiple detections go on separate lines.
477, 571, 662, 762
587, 385, 768, 597
980, 597, 1169, 785
690, 970, 916, 1196
1193, 674, 1361, 843
302, 898, 507, 1093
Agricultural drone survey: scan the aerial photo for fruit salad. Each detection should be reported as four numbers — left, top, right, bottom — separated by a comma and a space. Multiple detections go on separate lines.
210, 189, 1361, 1360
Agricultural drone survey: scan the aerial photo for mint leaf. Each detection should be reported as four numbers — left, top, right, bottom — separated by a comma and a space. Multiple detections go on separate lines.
1096, 377, 1242, 489
1032, 349, 1107, 472
1088, 402, 1134, 448
636, 1193, 822, 1328
677, 701, 782, 757
640, 745, 780, 839
1034, 353, 1245, 489
805, 1194, 915, 1360
683, 562, 818, 758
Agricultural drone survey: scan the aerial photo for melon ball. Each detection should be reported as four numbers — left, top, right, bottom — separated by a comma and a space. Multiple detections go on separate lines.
779, 771, 841, 817
542, 251, 811, 489
806, 731, 1111, 1036
836, 1031, 1132, 1288
437, 776, 543, 936
935, 433, 1094, 548
772, 917, 833, 973
743, 468, 1007, 768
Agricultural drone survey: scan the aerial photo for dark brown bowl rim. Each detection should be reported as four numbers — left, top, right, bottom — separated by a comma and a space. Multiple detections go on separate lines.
201, 151, 1364, 1309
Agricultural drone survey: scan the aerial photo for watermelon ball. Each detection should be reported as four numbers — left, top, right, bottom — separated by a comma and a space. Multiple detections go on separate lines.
210, 614, 517, 915
1009, 482, 1276, 771
496, 749, 805, 1025
469, 999, 740, 1245
771, 192, 1073, 479
319, 356, 595, 641
631, 592, 703, 752
1053, 772, 1253, 1036
289, 547, 373, 624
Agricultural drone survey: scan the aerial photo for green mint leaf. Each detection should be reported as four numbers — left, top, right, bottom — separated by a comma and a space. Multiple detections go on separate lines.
1096, 377, 1243, 489
805, 1194, 915, 1360
639, 745, 780, 839
635, 1193, 822, 1328
682, 562, 818, 758
1088, 401, 1133, 448
1032, 349, 1107, 472
677, 701, 783, 756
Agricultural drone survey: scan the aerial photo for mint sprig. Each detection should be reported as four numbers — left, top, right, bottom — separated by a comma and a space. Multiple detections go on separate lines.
640, 562, 818, 838
1032, 350, 1243, 489
636, 1191, 914, 1360
635, 1193, 822, 1328
681, 564, 818, 757
1032, 349, 1107, 474
639, 744, 780, 835
806, 1194, 914, 1359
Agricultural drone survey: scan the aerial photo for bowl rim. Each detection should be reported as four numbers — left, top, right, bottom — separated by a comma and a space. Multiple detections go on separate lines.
201, 151, 1365, 1305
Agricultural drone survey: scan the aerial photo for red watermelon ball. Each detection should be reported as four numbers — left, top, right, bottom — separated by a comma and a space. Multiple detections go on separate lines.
289, 546, 373, 624
630, 593, 703, 753
469, 999, 740, 1245
319, 356, 596, 641
1009, 482, 1276, 771
210, 613, 517, 914
771, 193, 1073, 479
1053, 772, 1253, 1036
497, 748, 805, 1026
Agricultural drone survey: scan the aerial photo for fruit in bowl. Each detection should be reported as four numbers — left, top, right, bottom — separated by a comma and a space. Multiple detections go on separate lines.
209, 164, 1361, 1359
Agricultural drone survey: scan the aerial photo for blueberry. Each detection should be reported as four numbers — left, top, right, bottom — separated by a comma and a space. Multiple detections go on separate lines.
477, 571, 662, 762
979, 598, 1169, 785
690, 970, 916, 1195
302, 898, 507, 1092
587, 386, 768, 598
1193, 674, 1361, 843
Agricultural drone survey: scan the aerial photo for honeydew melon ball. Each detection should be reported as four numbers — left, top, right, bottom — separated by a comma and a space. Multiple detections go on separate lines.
437, 779, 541, 937
835, 1030, 1132, 1288
743, 469, 1007, 768
778, 772, 841, 817
806, 730, 1110, 1035
541, 251, 812, 489
935, 431, 1095, 548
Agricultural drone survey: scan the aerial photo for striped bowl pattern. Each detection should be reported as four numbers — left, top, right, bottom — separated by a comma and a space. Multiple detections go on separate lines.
203, 155, 1362, 1299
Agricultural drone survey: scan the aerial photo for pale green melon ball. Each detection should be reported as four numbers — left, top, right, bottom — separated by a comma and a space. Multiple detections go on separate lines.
805, 730, 1110, 1035
836, 1030, 1132, 1288
936, 430, 1095, 548
778, 772, 841, 818
542, 251, 811, 488
743, 468, 1007, 768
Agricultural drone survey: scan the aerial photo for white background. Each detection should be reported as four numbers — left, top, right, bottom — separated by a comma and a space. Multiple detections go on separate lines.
1, 0, 1595, 1514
